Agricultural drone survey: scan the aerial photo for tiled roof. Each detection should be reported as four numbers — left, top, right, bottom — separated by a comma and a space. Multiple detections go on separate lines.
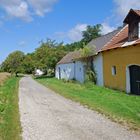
58, 9, 140, 65
102, 25, 128, 51
87, 29, 121, 53
101, 25, 140, 52
57, 51, 81, 65
57, 29, 120, 65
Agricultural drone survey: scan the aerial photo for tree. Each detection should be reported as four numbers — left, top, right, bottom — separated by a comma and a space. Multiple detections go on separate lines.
33, 40, 67, 74
65, 41, 84, 52
82, 24, 102, 44
22, 53, 35, 74
1, 51, 24, 76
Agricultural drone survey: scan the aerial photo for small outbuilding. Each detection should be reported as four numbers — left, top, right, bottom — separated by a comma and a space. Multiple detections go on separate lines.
55, 51, 87, 83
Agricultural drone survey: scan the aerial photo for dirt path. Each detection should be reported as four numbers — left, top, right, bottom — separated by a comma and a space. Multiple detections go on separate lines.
19, 76, 140, 140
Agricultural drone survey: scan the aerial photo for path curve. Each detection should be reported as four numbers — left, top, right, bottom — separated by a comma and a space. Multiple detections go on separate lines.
19, 76, 140, 140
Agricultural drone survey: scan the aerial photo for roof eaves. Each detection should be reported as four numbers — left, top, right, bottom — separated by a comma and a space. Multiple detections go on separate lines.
101, 25, 128, 52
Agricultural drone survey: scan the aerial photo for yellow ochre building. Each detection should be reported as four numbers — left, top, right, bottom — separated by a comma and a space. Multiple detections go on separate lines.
101, 9, 140, 95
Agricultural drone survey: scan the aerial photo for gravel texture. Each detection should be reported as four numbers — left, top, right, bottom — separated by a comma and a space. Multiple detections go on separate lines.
19, 76, 140, 140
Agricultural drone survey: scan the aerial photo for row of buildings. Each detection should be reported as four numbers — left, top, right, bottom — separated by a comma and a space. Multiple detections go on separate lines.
55, 9, 140, 95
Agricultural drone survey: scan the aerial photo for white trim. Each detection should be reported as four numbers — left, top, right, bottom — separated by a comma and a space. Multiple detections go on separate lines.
126, 64, 140, 93
93, 53, 104, 86
138, 22, 140, 38
122, 41, 136, 47
126, 66, 130, 93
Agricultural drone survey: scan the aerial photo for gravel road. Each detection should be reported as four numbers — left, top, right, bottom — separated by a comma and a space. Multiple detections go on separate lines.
19, 76, 140, 140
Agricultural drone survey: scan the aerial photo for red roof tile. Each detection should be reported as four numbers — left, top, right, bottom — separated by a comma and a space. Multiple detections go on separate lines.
101, 25, 128, 51
101, 24, 140, 52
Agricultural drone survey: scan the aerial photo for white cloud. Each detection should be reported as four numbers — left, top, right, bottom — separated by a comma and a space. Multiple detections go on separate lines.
68, 24, 87, 42
27, 0, 58, 17
0, 0, 32, 21
114, 0, 140, 18
54, 24, 87, 42
101, 23, 115, 35
0, 0, 58, 21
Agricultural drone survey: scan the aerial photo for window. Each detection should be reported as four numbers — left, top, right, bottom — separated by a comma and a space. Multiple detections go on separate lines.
112, 66, 116, 76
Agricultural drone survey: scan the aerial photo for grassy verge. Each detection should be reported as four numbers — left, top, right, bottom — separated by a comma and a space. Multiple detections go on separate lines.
0, 73, 10, 86
0, 76, 21, 140
36, 78, 140, 131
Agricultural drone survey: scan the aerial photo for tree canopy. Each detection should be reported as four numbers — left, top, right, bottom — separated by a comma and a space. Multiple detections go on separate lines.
82, 24, 102, 44
1, 51, 25, 76
1, 23, 103, 76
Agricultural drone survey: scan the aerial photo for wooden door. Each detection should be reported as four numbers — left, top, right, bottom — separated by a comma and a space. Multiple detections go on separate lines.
130, 65, 140, 95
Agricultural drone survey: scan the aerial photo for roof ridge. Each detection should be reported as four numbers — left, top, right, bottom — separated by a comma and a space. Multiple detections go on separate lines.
102, 25, 128, 49
90, 28, 119, 42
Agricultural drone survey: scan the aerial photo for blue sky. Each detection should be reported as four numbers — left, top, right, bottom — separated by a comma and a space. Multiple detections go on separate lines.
0, 0, 140, 63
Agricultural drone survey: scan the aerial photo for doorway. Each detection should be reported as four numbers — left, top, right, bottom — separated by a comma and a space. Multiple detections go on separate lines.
129, 65, 140, 95
58, 67, 61, 79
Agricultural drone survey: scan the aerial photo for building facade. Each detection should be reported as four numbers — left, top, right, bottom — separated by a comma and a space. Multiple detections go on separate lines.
102, 9, 140, 95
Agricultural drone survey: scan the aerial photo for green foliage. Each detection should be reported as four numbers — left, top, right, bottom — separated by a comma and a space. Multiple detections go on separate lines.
22, 53, 35, 74
64, 41, 84, 51
1, 24, 102, 75
82, 24, 102, 44
80, 44, 96, 58
37, 78, 140, 131
1, 51, 24, 76
80, 44, 97, 83
34, 40, 67, 70
85, 68, 97, 84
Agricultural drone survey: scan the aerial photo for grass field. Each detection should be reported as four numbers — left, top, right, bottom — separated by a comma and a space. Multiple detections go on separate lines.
0, 75, 21, 140
37, 78, 140, 131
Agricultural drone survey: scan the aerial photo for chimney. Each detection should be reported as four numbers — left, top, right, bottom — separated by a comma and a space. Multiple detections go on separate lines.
123, 9, 140, 41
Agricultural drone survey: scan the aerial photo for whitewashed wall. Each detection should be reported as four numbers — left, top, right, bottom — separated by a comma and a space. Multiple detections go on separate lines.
93, 53, 104, 86
55, 63, 75, 80
55, 61, 85, 83
75, 61, 85, 83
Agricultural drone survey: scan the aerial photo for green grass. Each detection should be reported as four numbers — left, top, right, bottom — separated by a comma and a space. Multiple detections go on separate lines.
0, 77, 21, 140
36, 78, 140, 131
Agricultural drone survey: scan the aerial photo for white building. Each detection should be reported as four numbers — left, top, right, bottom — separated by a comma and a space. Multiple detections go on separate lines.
35, 69, 44, 76
55, 51, 86, 83
88, 29, 120, 86
55, 28, 121, 85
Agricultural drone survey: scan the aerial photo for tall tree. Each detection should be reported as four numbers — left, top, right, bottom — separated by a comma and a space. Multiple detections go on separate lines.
82, 24, 102, 44
1, 51, 24, 76
22, 53, 35, 74
34, 40, 67, 73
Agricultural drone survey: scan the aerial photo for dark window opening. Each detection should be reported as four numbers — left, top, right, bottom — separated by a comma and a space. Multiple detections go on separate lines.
112, 66, 116, 76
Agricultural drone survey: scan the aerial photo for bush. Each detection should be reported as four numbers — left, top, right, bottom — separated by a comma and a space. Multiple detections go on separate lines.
85, 69, 97, 84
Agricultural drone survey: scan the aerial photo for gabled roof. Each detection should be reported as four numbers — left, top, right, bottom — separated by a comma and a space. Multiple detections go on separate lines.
87, 29, 121, 53
101, 25, 140, 52
57, 29, 121, 65
57, 51, 81, 65
124, 9, 140, 23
